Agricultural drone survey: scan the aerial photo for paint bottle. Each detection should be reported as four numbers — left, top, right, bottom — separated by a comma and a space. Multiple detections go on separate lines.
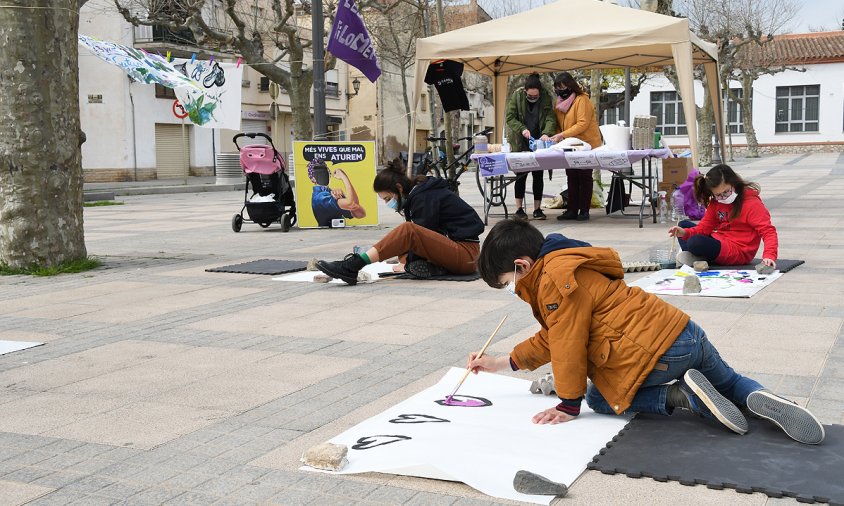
473, 133, 488, 154
658, 191, 669, 224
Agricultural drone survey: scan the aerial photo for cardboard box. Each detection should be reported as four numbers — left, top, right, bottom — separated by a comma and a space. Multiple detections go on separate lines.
661, 157, 694, 185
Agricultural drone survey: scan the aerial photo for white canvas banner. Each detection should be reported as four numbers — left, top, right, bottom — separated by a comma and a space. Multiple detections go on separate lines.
0, 341, 43, 356
307, 367, 630, 504
172, 59, 243, 130
629, 265, 783, 298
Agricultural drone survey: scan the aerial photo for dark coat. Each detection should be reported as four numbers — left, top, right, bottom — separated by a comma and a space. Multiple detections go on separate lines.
402, 177, 484, 242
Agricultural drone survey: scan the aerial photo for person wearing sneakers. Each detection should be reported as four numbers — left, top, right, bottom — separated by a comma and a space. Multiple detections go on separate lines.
669, 164, 778, 269
549, 72, 603, 222
505, 73, 558, 221
315, 158, 484, 285
467, 219, 824, 445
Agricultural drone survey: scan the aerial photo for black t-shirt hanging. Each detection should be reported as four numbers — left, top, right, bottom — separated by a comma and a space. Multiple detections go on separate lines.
424, 59, 470, 112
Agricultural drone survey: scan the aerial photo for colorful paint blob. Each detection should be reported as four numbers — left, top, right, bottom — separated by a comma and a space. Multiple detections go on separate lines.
435, 395, 492, 407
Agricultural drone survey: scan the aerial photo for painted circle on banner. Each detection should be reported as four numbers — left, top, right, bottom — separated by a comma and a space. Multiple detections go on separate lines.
172, 100, 188, 119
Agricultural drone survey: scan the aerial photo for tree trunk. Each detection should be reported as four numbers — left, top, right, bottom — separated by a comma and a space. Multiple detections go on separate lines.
697, 85, 713, 167
740, 74, 759, 158
0, 0, 87, 268
285, 45, 314, 140
399, 66, 412, 145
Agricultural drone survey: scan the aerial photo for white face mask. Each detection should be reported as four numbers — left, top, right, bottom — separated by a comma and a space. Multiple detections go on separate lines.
505, 264, 518, 296
716, 191, 738, 204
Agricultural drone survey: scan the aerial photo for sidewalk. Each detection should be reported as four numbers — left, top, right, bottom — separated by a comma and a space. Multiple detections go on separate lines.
2, 152, 843, 505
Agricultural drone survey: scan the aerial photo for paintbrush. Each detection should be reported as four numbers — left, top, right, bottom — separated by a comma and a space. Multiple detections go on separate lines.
445, 315, 508, 403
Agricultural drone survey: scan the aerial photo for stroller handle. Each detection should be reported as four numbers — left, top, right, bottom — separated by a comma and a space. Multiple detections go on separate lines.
233, 132, 278, 152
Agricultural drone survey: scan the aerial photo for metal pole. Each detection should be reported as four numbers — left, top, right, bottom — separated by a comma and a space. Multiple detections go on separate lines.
312, 0, 327, 140
181, 117, 188, 185
624, 68, 631, 126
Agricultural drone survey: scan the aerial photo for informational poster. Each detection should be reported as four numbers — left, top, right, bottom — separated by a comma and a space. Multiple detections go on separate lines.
172, 58, 243, 130
506, 152, 541, 172
292, 141, 379, 228
307, 367, 630, 505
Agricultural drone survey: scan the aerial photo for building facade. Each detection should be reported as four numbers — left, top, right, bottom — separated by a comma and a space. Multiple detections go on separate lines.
78, 0, 351, 182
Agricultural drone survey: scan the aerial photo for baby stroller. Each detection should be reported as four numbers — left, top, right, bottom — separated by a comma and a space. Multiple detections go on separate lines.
231, 133, 297, 232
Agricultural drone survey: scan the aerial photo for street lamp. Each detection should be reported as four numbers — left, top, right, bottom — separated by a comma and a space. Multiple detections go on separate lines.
346, 77, 361, 99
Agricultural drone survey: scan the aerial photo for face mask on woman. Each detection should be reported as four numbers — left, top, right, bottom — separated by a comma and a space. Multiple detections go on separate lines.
556, 88, 573, 99
714, 187, 738, 204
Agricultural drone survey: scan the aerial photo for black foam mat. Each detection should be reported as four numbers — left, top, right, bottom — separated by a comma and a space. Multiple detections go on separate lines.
380, 271, 482, 282
726, 258, 805, 273
206, 259, 309, 275
588, 410, 844, 504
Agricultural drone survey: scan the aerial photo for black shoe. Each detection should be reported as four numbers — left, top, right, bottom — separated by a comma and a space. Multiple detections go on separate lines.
747, 390, 825, 444
532, 209, 547, 220
670, 369, 748, 435
405, 260, 449, 279
514, 208, 528, 221
556, 210, 577, 221
315, 253, 366, 285
575, 211, 590, 222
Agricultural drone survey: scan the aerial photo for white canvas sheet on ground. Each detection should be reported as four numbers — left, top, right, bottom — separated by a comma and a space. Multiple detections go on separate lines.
629, 265, 783, 298
0, 341, 43, 356
304, 367, 631, 505
272, 262, 395, 284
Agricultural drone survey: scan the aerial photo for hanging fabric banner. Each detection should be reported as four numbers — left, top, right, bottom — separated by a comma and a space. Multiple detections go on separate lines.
78, 34, 243, 130
171, 58, 243, 130
327, 0, 381, 82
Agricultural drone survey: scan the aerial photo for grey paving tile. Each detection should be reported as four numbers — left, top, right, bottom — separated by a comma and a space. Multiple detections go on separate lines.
189, 477, 247, 497
124, 487, 188, 505
363, 486, 417, 504
63, 474, 118, 494
403, 490, 459, 505
26, 490, 89, 506
68, 495, 119, 506
162, 471, 213, 490
163, 490, 222, 505
3, 465, 53, 483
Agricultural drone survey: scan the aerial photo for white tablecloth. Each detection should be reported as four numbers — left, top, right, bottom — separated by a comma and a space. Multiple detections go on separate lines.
472, 148, 673, 176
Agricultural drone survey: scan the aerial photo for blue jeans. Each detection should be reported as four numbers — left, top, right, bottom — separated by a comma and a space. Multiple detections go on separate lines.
585, 320, 763, 416
677, 219, 721, 261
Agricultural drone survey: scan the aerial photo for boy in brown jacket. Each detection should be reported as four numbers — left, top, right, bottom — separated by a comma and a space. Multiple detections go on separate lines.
469, 219, 824, 445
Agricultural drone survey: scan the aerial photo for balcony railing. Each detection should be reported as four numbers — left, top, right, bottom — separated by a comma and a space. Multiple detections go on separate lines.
134, 25, 196, 45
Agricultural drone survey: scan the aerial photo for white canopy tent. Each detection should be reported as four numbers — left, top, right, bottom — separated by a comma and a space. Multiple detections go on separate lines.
412, 0, 725, 164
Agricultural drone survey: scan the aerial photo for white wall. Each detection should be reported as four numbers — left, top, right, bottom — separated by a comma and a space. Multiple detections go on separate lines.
626, 62, 844, 148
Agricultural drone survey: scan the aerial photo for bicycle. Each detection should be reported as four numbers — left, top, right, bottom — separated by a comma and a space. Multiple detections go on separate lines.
419, 128, 493, 195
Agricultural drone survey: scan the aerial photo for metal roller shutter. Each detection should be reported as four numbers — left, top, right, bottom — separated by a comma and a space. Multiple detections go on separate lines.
155, 124, 190, 179
240, 119, 269, 144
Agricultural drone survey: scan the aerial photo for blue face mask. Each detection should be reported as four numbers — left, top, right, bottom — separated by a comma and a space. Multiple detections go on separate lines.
386, 198, 399, 211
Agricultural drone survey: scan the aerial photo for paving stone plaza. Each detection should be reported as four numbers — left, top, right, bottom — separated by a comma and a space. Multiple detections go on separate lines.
1, 153, 843, 505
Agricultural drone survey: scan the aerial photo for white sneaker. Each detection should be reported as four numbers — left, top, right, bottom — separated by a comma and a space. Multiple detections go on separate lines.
676, 251, 707, 267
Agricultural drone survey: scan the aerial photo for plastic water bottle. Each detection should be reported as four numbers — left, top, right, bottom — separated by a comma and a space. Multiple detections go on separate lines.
501, 134, 511, 153
353, 245, 371, 255
658, 191, 668, 224
671, 185, 685, 222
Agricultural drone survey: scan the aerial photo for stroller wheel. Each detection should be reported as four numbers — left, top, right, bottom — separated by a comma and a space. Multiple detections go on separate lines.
231, 214, 243, 232
282, 213, 292, 232
259, 222, 272, 228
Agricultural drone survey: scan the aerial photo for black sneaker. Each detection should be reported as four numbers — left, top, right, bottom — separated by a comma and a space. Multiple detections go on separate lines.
514, 208, 528, 221
315, 253, 366, 285
575, 211, 590, 221
405, 260, 449, 279
674, 369, 748, 434
533, 209, 547, 220
556, 210, 577, 221
747, 390, 825, 444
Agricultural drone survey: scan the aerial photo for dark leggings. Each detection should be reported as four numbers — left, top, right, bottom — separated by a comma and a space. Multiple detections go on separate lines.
678, 219, 721, 261
514, 170, 544, 201
565, 169, 593, 213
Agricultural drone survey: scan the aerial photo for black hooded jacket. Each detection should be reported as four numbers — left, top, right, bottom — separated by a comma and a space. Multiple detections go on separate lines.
401, 177, 484, 242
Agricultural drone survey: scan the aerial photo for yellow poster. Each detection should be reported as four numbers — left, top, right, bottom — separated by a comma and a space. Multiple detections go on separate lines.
292, 141, 379, 228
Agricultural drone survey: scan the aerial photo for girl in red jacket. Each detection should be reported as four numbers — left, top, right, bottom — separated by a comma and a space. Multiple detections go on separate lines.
669, 164, 778, 268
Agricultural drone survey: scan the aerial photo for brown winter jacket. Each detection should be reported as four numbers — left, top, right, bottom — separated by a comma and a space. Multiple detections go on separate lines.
510, 244, 689, 414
